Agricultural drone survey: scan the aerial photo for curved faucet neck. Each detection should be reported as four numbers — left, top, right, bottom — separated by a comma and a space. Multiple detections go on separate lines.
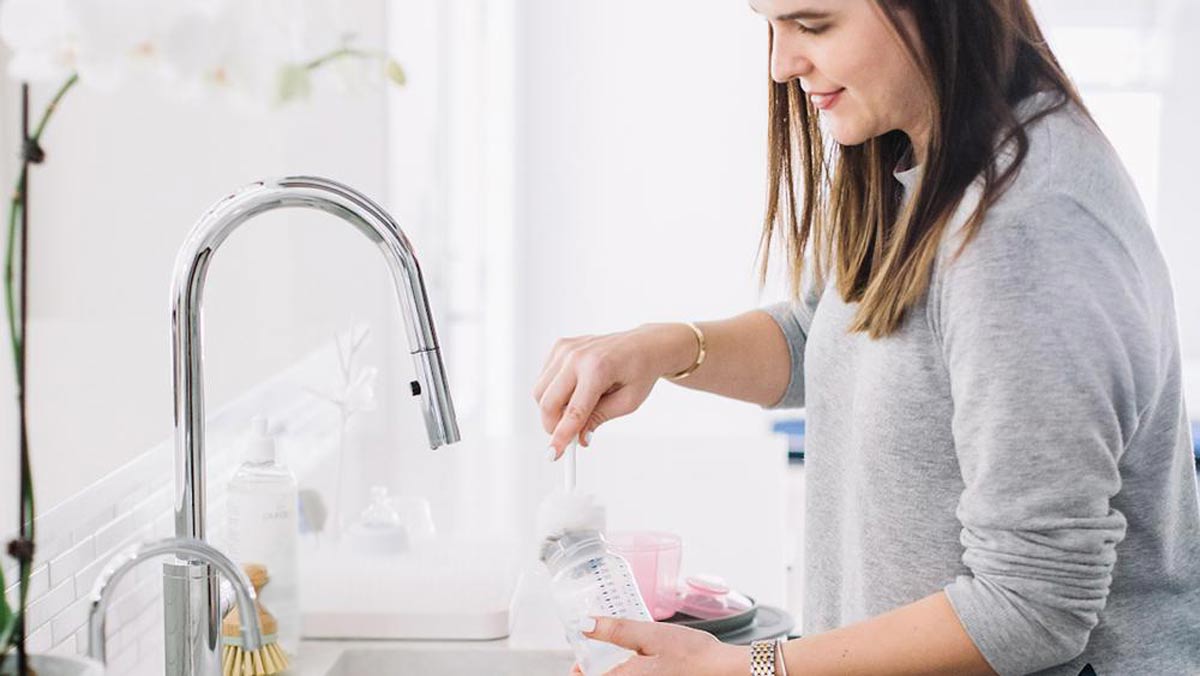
169, 175, 460, 541
164, 176, 460, 676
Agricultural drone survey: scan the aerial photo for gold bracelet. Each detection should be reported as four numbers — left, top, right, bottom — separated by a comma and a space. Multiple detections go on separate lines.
666, 321, 706, 381
775, 637, 790, 676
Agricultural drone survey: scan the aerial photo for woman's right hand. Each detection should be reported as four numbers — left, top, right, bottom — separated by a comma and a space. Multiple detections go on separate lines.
532, 322, 697, 460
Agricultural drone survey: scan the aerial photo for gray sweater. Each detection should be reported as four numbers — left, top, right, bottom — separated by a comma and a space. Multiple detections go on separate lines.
761, 92, 1200, 675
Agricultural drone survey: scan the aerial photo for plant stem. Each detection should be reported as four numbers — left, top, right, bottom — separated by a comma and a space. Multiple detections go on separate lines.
13, 81, 29, 676
3, 74, 77, 665
303, 47, 374, 72
5, 74, 77, 374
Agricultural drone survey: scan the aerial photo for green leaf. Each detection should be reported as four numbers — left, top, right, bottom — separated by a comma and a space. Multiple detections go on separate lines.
0, 564, 13, 653
384, 58, 407, 87
277, 64, 313, 105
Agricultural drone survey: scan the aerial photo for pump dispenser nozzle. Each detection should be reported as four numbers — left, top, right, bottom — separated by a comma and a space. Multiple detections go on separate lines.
246, 416, 277, 463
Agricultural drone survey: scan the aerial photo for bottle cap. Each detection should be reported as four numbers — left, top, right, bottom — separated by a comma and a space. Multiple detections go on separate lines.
245, 416, 277, 463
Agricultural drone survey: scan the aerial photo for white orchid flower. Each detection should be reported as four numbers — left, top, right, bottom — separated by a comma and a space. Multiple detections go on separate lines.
0, 0, 376, 107
0, 0, 80, 82
0, 0, 181, 90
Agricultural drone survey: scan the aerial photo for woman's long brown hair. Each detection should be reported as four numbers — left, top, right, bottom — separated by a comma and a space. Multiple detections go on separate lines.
757, 0, 1089, 338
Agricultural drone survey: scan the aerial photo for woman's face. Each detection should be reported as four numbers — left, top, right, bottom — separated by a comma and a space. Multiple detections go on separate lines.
750, 0, 931, 153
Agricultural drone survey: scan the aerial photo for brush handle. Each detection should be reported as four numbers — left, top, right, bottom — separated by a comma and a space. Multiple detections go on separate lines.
222, 563, 278, 638
564, 438, 578, 492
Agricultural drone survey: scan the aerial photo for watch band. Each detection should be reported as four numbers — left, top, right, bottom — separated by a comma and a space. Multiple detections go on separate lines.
750, 639, 776, 676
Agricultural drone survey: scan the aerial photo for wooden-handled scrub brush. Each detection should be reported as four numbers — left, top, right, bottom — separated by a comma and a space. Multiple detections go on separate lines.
222, 563, 290, 675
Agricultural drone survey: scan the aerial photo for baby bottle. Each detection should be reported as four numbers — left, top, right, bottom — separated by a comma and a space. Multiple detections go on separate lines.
540, 530, 653, 676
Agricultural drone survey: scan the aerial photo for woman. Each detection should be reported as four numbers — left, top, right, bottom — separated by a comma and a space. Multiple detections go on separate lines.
533, 1, 1200, 674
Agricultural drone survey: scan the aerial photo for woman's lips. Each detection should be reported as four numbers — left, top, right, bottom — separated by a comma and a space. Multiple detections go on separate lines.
810, 88, 845, 110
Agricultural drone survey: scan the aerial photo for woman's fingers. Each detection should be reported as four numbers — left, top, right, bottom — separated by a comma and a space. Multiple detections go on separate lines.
577, 384, 649, 445
584, 616, 656, 653
538, 366, 579, 436
535, 329, 661, 457
532, 338, 574, 403
548, 375, 605, 458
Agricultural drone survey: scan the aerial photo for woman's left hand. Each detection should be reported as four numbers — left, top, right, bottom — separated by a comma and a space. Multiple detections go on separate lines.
568, 617, 748, 675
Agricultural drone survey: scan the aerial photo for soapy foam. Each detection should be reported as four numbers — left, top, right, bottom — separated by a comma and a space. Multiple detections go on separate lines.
535, 490, 607, 543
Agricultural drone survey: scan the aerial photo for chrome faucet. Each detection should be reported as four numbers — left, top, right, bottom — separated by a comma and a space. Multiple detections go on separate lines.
168, 176, 461, 675
87, 537, 264, 667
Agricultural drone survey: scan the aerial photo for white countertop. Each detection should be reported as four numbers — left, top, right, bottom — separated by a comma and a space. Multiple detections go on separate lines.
292, 637, 572, 676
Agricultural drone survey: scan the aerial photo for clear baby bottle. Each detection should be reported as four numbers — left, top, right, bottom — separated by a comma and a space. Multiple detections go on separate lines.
540, 530, 653, 676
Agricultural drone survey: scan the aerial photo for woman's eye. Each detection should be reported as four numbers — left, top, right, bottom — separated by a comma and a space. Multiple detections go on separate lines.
793, 21, 826, 35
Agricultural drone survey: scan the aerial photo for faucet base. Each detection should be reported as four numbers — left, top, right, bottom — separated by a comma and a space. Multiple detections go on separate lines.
164, 561, 221, 676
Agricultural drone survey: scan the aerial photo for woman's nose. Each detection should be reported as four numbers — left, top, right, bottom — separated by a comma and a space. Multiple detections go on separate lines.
770, 34, 814, 84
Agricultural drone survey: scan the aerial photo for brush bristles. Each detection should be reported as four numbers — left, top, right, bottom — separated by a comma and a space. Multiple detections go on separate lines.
222, 641, 289, 676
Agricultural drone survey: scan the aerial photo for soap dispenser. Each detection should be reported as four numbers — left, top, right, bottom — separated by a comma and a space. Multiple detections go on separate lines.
226, 416, 301, 655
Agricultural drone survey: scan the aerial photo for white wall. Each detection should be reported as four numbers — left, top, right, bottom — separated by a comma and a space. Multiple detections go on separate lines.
1033, 0, 1200, 396
511, 0, 784, 442
1154, 2, 1200, 366
0, 1, 419, 539
503, 0, 1200, 442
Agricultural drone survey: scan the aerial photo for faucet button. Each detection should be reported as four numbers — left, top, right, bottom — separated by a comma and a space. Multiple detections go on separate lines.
410, 380, 422, 396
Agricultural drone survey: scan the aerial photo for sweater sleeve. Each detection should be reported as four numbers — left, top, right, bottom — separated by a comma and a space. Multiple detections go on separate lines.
760, 258, 825, 410
934, 195, 1143, 675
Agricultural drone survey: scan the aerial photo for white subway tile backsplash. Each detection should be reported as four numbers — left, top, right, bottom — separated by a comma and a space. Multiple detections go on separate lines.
72, 550, 110, 600
26, 579, 74, 629
28, 564, 49, 601
49, 536, 95, 590
136, 632, 165, 675
93, 511, 136, 557
5, 564, 49, 605
103, 621, 127, 657
130, 604, 163, 653
48, 629, 79, 657
132, 487, 172, 532
115, 488, 150, 521
50, 595, 91, 646
24, 623, 51, 654
110, 576, 158, 628
133, 552, 159, 585
106, 641, 140, 673
3, 339, 341, 672
151, 510, 172, 539
82, 523, 155, 598
89, 470, 136, 523
74, 626, 91, 657
69, 506, 118, 556
32, 530, 74, 571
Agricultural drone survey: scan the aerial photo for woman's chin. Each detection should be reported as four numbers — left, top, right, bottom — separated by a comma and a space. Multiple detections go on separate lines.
826, 121, 874, 147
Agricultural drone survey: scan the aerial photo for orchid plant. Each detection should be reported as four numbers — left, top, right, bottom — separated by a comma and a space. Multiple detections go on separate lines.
0, 0, 404, 666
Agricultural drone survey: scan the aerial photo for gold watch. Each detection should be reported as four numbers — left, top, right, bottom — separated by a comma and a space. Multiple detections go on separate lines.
750, 639, 776, 676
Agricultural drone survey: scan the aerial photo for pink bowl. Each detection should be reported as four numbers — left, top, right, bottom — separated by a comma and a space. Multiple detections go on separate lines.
607, 531, 683, 620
